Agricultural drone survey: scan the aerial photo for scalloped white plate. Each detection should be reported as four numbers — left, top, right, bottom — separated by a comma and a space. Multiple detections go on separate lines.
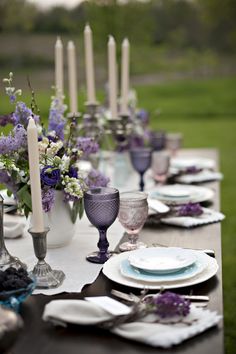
149, 185, 214, 205
102, 250, 218, 290
128, 247, 197, 274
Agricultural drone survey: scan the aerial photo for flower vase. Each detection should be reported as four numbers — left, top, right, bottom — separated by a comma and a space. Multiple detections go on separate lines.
44, 191, 76, 248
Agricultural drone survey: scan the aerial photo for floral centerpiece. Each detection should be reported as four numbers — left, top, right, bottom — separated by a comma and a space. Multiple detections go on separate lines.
0, 73, 109, 223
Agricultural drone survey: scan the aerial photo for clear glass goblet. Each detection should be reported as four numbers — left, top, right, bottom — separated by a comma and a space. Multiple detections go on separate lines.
130, 148, 152, 191
84, 187, 120, 264
118, 191, 148, 252
166, 133, 183, 156
152, 151, 170, 184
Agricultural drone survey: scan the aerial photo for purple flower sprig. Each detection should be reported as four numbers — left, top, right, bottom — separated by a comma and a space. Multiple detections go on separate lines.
145, 291, 190, 319
0, 124, 27, 154
76, 137, 99, 157
177, 203, 203, 217
85, 169, 110, 188
41, 188, 55, 212
185, 166, 202, 174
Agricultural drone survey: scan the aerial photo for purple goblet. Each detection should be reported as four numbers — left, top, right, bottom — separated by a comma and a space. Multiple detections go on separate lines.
130, 148, 152, 191
84, 187, 120, 264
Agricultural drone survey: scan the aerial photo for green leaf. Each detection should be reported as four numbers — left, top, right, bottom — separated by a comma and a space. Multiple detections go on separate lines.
17, 185, 32, 211
70, 198, 84, 224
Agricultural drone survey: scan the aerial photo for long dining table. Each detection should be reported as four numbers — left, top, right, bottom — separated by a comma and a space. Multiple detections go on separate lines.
5, 148, 224, 354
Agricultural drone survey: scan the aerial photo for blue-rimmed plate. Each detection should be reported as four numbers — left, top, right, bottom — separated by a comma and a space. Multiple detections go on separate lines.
120, 252, 208, 283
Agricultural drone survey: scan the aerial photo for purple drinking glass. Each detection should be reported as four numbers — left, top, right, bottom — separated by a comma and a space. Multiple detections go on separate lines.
130, 148, 152, 191
84, 187, 120, 264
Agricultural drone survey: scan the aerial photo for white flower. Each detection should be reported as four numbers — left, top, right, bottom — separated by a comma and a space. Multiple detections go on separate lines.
38, 137, 49, 157
47, 140, 63, 158
63, 176, 84, 199
0, 162, 4, 169
60, 155, 70, 172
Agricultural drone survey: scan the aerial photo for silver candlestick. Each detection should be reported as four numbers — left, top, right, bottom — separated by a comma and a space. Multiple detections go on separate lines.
81, 102, 103, 141
0, 194, 26, 270
28, 227, 65, 289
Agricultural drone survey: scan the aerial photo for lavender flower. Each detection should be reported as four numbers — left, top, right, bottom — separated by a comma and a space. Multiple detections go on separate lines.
145, 292, 190, 318
41, 166, 61, 187
0, 124, 27, 154
0, 114, 14, 127
76, 137, 99, 156
48, 97, 66, 140
41, 188, 55, 212
68, 166, 78, 178
137, 109, 149, 126
85, 169, 110, 188
0, 170, 17, 194
178, 203, 203, 217
185, 166, 202, 174
12, 102, 39, 127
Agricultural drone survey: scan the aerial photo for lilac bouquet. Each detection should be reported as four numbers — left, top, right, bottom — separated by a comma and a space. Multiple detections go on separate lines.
0, 73, 109, 222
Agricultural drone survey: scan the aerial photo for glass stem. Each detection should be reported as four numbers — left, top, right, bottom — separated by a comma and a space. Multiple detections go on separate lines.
128, 233, 138, 245
98, 229, 109, 257
139, 173, 144, 191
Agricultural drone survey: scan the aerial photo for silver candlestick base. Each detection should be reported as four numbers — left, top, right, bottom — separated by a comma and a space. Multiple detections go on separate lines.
28, 227, 65, 289
0, 194, 26, 270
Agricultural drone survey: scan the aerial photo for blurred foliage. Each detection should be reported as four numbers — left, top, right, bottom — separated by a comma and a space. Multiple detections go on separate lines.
0, 0, 236, 53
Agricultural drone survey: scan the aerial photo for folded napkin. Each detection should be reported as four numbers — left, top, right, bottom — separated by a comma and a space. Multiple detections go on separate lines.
4, 220, 26, 239
176, 170, 223, 184
161, 208, 225, 228
43, 299, 221, 348
148, 198, 170, 216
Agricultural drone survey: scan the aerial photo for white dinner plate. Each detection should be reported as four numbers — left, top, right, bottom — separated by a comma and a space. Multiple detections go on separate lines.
128, 247, 197, 274
102, 250, 218, 290
121, 252, 208, 282
149, 184, 214, 205
170, 157, 215, 170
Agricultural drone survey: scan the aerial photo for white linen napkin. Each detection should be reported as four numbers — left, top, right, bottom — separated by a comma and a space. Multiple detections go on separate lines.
161, 208, 225, 228
43, 299, 221, 348
176, 170, 223, 184
4, 219, 26, 238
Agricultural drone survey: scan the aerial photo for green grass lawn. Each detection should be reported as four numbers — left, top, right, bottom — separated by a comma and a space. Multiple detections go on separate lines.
1, 76, 236, 352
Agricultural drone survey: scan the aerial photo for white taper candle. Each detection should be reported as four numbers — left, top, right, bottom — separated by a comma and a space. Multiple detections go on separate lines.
84, 24, 96, 103
67, 40, 78, 114
121, 38, 130, 115
108, 35, 118, 119
55, 36, 64, 96
27, 117, 44, 233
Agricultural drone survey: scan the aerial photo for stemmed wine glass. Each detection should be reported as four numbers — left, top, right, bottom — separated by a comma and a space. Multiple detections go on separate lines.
166, 133, 183, 156
152, 151, 170, 184
118, 191, 148, 252
130, 148, 152, 191
84, 187, 120, 264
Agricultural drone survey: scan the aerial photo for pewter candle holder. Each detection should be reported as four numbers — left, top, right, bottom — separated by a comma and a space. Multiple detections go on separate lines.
106, 114, 132, 151
28, 227, 65, 289
81, 102, 102, 141
0, 194, 26, 270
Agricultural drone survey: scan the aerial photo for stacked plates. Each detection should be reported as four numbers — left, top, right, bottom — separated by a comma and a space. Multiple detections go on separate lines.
170, 157, 215, 171
103, 247, 218, 290
149, 184, 214, 205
